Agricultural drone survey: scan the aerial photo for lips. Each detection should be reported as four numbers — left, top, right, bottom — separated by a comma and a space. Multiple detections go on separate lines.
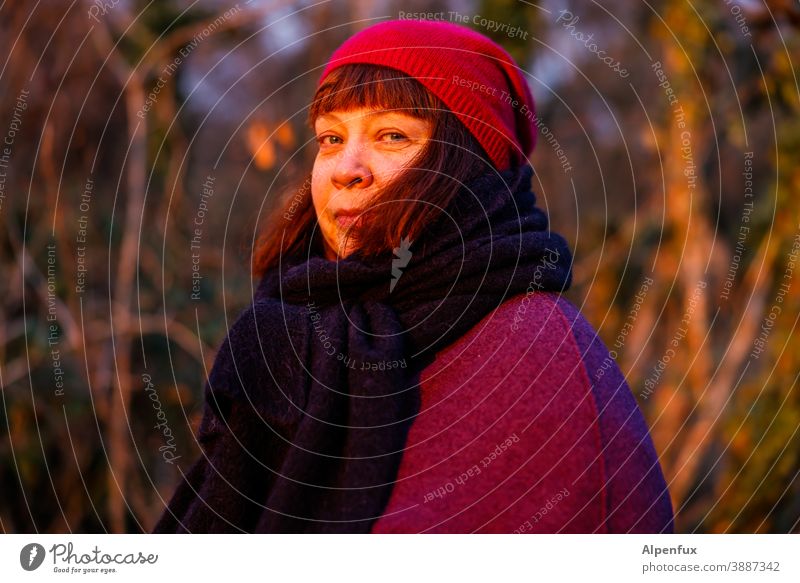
334, 209, 363, 229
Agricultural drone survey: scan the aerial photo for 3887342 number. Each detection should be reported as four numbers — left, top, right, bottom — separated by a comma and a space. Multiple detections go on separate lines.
730, 561, 780, 572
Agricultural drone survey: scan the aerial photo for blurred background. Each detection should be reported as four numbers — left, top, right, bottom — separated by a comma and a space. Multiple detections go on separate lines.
1, 0, 799, 533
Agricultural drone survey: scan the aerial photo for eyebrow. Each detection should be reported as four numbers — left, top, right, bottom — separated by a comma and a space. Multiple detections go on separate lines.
315, 110, 421, 124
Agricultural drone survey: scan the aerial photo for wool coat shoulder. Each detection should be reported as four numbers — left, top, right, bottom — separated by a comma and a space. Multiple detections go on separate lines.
370, 291, 674, 533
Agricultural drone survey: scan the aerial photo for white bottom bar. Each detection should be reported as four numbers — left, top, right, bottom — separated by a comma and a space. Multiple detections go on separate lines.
2, 534, 797, 582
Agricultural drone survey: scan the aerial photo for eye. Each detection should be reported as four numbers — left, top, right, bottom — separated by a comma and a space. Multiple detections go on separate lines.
379, 132, 408, 142
317, 134, 342, 146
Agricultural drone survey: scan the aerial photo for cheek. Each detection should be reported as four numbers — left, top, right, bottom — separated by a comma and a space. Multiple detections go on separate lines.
310, 160, 329, 216
375, 147, 423, 180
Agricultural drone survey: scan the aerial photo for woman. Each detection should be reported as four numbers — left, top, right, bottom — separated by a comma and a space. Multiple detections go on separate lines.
154, 19, 673, 533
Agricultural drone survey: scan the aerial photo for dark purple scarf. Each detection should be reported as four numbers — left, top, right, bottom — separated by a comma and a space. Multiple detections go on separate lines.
153, 164, 572, 533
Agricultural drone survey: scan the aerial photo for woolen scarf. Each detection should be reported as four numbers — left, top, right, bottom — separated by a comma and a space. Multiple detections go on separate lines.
153, 163, 573, 533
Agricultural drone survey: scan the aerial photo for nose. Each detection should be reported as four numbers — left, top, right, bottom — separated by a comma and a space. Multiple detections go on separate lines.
331, 140, 373, 190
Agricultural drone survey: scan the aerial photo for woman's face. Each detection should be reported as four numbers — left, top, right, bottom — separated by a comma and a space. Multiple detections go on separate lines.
311, 107, 433, 260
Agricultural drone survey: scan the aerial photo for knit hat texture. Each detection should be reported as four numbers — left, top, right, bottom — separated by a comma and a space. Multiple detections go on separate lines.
317, 19, 536, 171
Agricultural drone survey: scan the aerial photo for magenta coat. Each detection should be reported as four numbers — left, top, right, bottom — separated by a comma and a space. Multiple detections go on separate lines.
371, 292, 674, 533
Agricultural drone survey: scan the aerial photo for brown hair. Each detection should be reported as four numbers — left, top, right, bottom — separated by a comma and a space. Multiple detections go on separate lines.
251, 64, 492, 277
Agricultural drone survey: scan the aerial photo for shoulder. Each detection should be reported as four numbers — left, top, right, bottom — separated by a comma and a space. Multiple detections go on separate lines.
492, 293, 674, 533
419, 291, 674, 533
437, 291, 597, 370
421, 290, 601, 413
412, 291, 612, 531
459, 290, 643, 427
498, 290, 600, 349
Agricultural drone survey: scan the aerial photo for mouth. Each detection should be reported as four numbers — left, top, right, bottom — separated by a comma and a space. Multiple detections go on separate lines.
333, 209, 363, 230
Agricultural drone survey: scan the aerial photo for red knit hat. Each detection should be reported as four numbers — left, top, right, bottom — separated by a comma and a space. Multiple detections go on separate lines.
317, 19, 536, 171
